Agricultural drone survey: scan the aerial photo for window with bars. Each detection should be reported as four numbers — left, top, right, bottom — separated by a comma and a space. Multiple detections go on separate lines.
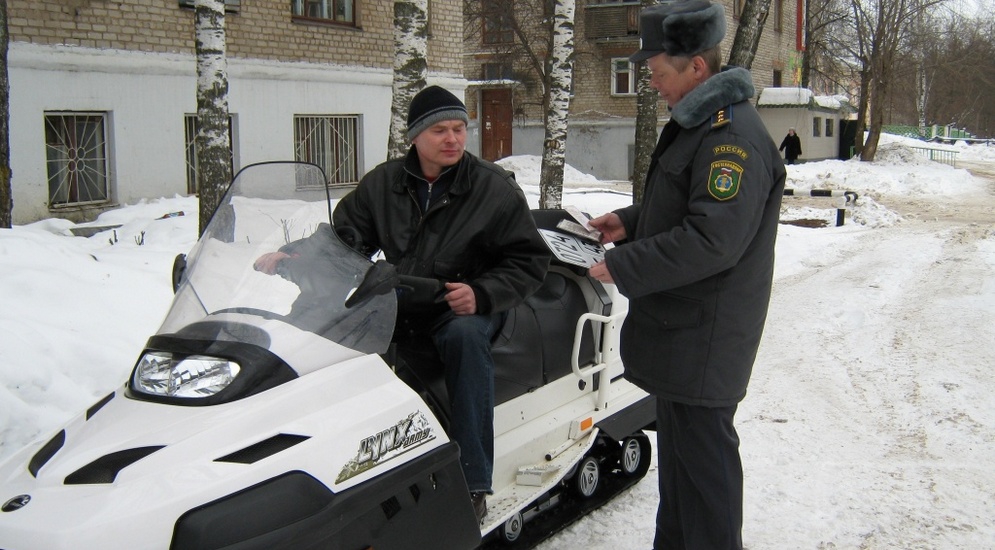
611, 58, 637, 95
184, 114, 236, 195
45, 112, 110, 208
294, 115, 361, 186
290, 0, 356, 25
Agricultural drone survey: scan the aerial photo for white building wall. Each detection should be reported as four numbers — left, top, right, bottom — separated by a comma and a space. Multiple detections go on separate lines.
760, 107, 841, 162
10, 43, 468, 225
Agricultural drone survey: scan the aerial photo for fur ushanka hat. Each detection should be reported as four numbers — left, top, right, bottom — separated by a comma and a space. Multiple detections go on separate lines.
629, 0, 726, 63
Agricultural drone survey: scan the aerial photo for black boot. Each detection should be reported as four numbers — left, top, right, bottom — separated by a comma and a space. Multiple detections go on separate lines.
470, 492, 487, 524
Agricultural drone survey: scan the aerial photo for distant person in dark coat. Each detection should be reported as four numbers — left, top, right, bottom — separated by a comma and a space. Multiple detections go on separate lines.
779, 127, 802, 164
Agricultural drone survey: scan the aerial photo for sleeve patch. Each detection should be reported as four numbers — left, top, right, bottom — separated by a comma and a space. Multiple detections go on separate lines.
707, 160, 742, 201
713, 145, 748, 160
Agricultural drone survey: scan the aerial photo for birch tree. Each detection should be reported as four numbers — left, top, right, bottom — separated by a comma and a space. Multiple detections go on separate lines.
728, 0, 772, 69
0, 0, 11, 229
630, 0, 659, 205
387, 0, 428, 159
849, 0, 944, 161
538, 0, 575, 209
464, 0, 577, 207
194, 0, 233, 236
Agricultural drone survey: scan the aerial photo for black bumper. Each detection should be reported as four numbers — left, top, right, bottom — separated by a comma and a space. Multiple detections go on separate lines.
171, 442, 481, 550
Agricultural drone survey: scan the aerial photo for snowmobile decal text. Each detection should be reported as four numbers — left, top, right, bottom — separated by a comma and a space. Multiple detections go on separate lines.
336, 411, 436, 484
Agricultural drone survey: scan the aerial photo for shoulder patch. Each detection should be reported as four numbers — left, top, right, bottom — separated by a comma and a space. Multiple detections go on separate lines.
707, 160, 742, 201
711, 105, 733, 128
713, 144, 748, 160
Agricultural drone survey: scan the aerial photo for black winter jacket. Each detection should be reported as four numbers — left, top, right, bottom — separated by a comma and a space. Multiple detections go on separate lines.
332, 148, 550, 330
605, 67, 786, 406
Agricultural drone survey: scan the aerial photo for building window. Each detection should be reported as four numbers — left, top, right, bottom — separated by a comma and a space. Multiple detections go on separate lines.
483, 63, 514, 81
482, 0, 514, 44
611, 58, 636, 95
184, 114, 236, 195
773, 69, 782, 87
733, 0, 746, 18
179, 0, 240, 12
813, 117, 822, 137
826, 118, 835, 137
773, 0, 783, 31
294, 115, 361, 185
45, 112, 110, 208
291, 0, 355, 25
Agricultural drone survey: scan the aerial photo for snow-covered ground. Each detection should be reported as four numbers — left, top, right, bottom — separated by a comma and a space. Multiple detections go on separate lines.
2, 134, 994, 548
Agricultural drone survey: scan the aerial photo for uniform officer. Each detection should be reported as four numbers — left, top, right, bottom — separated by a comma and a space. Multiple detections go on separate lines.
588, 2, 786, 548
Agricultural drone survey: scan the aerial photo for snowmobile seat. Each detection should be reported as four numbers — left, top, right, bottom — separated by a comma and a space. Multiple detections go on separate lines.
390, 268, 597, 430
388, 209, 601, 429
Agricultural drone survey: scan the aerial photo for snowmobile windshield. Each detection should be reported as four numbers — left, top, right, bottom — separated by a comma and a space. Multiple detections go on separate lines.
157, 162, 397, 362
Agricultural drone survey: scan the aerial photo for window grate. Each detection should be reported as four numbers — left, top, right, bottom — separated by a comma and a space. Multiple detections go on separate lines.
45, 112, 110, 208
294, 115, 361, 186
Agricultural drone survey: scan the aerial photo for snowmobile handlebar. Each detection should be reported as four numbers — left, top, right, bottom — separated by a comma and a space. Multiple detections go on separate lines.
345, 262, 446, 310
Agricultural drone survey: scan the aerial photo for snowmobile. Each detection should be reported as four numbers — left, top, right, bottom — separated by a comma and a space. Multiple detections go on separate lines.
0, 161, 654, 549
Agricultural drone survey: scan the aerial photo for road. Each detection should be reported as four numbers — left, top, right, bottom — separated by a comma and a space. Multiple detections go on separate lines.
538, 160, 995, 549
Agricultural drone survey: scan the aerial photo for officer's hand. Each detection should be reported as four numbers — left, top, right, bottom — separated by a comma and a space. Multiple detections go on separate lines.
588, 213, 626, 244
589, 261, 614, 284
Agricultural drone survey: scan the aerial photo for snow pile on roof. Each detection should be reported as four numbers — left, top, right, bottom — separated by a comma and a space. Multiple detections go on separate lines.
814, 94, 850, 110
758, 87, 852, 112
757, 87, 813, 106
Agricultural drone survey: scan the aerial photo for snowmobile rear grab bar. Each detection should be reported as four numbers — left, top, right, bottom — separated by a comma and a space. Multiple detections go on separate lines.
572, 311, 626, 410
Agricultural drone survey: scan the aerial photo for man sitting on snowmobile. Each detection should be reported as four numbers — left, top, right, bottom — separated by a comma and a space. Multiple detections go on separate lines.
255, 86, 550, 524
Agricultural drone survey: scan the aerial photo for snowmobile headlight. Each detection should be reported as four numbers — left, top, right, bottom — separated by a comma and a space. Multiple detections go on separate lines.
132, 351, 242, 399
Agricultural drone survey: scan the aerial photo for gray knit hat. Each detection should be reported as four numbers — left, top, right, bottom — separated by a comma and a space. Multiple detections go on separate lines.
629, 0, 726, 63
407, 86, 469, 140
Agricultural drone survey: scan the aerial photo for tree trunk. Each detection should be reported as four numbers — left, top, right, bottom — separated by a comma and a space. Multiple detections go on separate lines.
0, 0, 11, 229
854, 63, 870, 158
195, 0, 233, 237
861, 69, 886, 161
728, 0, 772, 69
538, 0, 575, 210
387, 0, 428, 159
631, 60, 657, 205
801, 0, 811, 88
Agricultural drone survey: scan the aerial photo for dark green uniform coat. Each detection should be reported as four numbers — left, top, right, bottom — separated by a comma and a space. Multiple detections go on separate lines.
605, 67, 786, 407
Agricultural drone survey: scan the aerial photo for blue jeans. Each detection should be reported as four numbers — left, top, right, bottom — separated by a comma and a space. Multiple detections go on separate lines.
431, 312, 502, 494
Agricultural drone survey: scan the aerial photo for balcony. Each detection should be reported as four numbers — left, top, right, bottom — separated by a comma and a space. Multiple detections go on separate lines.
584, 2, 640, 41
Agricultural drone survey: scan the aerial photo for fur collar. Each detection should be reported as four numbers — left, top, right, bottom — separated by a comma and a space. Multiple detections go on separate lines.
671, 66, 755, 128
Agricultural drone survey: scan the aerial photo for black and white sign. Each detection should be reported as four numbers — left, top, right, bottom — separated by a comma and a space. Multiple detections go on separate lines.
539, 229, 605, 268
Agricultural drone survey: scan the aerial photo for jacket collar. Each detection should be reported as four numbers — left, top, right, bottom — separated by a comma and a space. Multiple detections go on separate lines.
397, 146, 472, 195
671, 66, 755, 128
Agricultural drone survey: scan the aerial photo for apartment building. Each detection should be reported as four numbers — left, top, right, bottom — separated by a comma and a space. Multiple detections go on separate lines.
7, 0, 463, 225
463, 0, 804, 181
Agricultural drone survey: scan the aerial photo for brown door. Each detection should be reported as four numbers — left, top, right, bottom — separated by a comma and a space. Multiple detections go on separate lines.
481, 89, 513, 162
